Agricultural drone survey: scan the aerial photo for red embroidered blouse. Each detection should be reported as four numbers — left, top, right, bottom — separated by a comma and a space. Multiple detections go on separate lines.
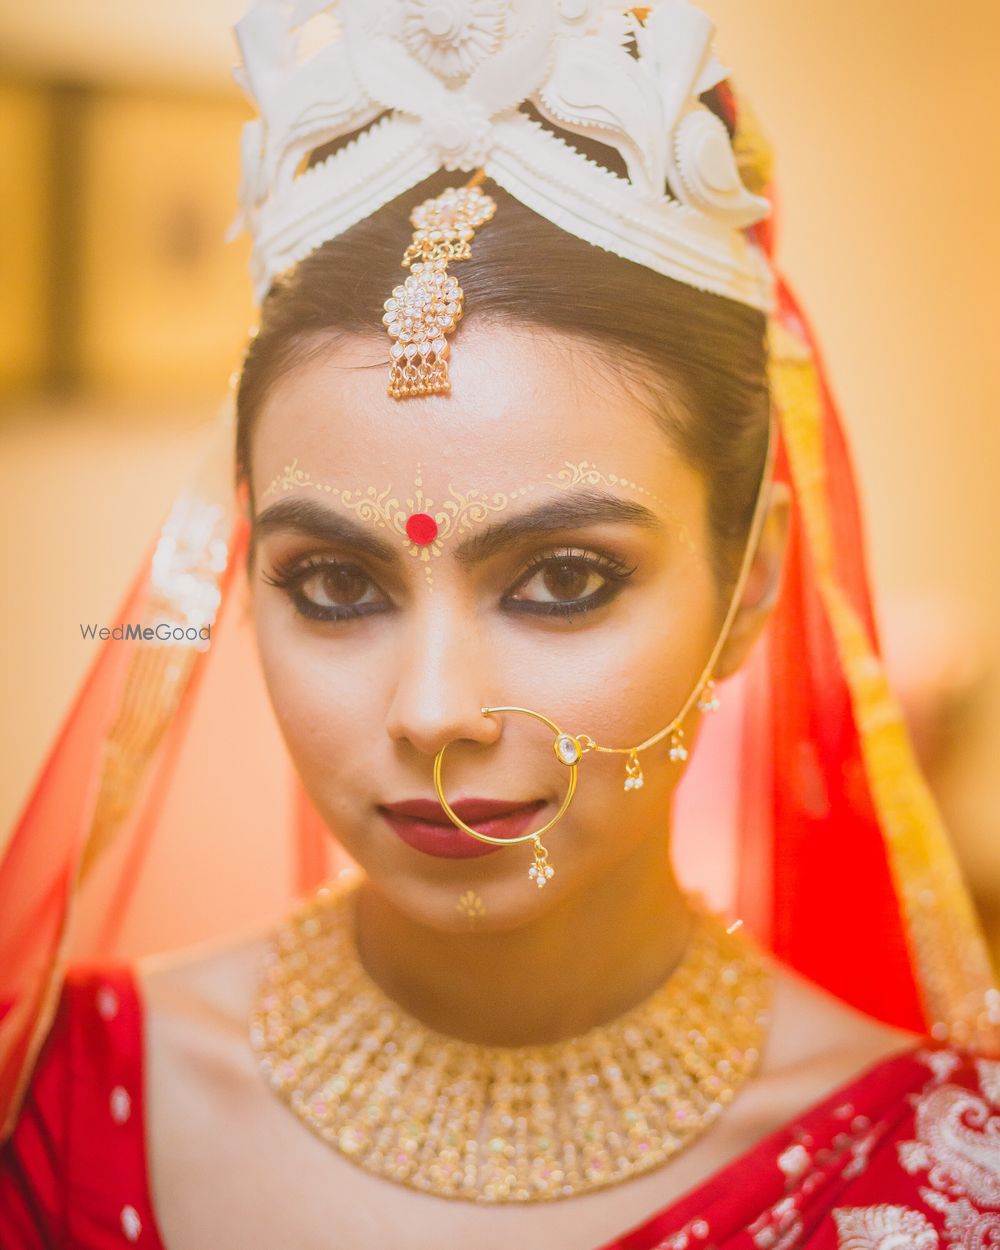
1, 966, 998, 1248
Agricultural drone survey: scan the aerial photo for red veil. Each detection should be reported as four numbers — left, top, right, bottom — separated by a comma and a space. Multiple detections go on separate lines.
2, 82, 998, 1144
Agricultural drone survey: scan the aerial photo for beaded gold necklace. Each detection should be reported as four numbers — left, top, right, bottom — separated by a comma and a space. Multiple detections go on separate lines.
249, 877, 773, 1204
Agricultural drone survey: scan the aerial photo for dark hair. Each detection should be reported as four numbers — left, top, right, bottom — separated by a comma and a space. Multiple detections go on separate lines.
237, 158, 770, 604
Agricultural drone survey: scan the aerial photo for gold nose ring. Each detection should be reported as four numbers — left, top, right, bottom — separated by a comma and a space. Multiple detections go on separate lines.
432, 706, 582, 887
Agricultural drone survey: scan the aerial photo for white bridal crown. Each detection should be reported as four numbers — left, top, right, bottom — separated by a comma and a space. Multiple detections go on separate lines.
231, 0, 775, 312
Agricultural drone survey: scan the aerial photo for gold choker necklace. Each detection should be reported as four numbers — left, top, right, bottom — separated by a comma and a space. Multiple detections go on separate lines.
249, 877, 773, 1204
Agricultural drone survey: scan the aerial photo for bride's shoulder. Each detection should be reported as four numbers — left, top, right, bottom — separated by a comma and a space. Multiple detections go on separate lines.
134, 922, 272, 1029
753, 953, 926, 1108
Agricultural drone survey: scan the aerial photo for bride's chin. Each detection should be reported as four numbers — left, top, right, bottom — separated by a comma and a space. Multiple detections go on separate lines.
358, 869, 560, 935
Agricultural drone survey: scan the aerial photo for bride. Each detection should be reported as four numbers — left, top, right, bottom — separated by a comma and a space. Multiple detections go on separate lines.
2, 2, 998, 1246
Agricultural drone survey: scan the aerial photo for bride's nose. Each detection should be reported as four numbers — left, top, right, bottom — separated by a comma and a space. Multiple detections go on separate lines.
383, 597, 503, 758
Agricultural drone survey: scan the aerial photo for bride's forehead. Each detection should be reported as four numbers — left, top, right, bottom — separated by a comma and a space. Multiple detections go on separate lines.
251, 355, 707, 564
251, 324, 682, 488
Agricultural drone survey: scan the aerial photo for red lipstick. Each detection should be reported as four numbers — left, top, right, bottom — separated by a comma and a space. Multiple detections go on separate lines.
378, 797, 547, 859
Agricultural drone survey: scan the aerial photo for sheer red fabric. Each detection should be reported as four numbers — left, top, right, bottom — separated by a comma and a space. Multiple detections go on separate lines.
737, 274, 925, 1028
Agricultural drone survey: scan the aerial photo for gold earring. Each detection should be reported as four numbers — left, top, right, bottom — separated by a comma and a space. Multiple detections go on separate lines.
432, 706, 580, 889
697, 679, 721, 713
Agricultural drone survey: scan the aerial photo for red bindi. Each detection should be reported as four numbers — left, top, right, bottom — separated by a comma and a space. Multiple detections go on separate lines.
405, 512, 438, 545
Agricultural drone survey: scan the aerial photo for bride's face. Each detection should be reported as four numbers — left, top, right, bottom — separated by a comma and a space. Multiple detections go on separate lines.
249, 321, 738, 932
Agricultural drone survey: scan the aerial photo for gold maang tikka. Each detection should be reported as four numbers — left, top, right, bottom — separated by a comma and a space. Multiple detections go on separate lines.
383, 173, 496, 399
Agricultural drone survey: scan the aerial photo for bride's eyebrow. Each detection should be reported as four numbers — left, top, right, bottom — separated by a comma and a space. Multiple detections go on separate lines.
254, 498, 397, 564
253, 491, 664, 566
451, 491, 663, 565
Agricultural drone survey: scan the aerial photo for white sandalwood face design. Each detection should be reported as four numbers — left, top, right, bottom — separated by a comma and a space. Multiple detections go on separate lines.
259, 457, 701, 588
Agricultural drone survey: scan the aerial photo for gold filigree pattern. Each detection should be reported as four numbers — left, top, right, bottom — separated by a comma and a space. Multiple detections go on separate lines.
267, 461, 313, 493
259, 456, 702, 589
385, 184, 497, 399
249, 875, 772, 1204
335, 484, 400, 533
456, 889, 486, 924
437, 485, 525, 539
550, 460, 699, 556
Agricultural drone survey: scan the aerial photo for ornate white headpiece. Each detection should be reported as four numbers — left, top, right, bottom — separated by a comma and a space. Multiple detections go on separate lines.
231, 0, 774, 313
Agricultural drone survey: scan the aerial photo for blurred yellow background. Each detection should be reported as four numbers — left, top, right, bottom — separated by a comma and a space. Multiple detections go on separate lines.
1, 1, 998, 959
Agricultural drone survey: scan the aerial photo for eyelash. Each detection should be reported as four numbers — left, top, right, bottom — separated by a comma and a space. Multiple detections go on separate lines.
260, 553, 384, 622
260, 546, 638, 624
507, 547, 638, 620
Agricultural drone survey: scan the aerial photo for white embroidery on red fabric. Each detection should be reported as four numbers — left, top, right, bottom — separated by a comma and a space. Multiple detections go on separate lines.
893, 1050, 1000, 1248
653, 1217, 713, 1250
832, 1204, 939, 1249
916, 1048, 964, 1086
974, 1059, 1000, 1109
110, 1084, 132, 1125
120, 1204, 142, 1241
749, 1195, 804, 1250
773, 1112, 881, 1199
899, 1083, 1000, 1206
777, 1143, 810, 1182
921, 1194, 1000, 1249
97, 984, 119, 1021
842, 1128, 880, 1182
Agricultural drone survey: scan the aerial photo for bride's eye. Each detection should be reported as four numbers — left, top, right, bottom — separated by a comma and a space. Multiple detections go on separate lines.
504, 547, 638, 620
262, 555, 388, 622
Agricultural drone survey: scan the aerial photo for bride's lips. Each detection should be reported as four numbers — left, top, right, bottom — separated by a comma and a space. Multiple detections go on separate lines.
377, 797, 548, 859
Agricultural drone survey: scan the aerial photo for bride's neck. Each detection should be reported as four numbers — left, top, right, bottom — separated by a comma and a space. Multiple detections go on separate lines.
351, 832, 695, 1047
